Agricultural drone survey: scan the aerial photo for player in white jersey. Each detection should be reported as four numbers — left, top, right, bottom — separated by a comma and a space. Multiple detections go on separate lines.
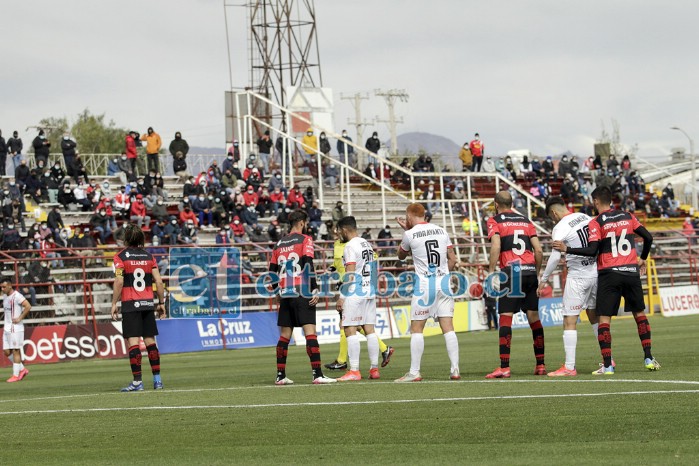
538, 197, 600, 377
2, 279, 31, 382
395, 203, 460, 382
335, 216, 381, 381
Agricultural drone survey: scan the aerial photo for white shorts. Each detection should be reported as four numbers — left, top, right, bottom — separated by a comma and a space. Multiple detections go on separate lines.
411, 290, 454, 321
3, 330, 24, 350
341, 297, 377, 327
562, 276, 597, 316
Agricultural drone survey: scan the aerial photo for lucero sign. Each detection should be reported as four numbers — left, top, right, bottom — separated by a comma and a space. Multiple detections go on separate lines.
659, 285, 699, 317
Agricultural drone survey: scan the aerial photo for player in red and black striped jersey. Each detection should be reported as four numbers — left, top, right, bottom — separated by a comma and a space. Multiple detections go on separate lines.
553, 186, 660, 374
485, 191, 545, 379
268, 210, 335, 385
111, 224, 166, 391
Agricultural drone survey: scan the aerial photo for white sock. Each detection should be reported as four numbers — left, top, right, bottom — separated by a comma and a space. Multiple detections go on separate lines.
12, 363, 21, 377
346, 334, 360, 371
410, 333, 425, 374
366, 333, 379, 369
591, 323, 599, 339
563, 330, 577, 370
443, 331, 459, 371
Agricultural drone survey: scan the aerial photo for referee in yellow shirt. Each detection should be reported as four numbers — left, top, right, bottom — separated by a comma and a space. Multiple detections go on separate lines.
325, 228, 394, 370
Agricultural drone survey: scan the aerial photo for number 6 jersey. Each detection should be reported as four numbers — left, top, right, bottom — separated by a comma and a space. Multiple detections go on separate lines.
487, 210, 537, 275
400, 222, 453, 279
113, 248, 158, 312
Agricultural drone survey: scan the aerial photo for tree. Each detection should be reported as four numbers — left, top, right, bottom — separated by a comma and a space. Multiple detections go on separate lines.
71, 109, 127, 154
36, 116, 69, 155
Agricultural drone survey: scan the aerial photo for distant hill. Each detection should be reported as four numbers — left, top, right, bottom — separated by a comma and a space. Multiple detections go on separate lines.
393, 132, 461, 168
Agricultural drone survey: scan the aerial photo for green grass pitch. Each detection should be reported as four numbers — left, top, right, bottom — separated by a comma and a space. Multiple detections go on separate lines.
1, 314, 697, 465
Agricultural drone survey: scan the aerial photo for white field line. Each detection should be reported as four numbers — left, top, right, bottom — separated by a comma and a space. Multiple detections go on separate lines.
2, 378, 699, 405
1, 389, 698, 416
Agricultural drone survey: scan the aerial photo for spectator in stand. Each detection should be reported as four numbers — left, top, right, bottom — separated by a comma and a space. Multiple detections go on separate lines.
125, 131, 139, 176
230, 216, 246, 243
25, 169, 46, 204
662, 183, 676, 207
308, 200, 323, 231
114, 186, 131, 218
192, 193, 213, 227
519, 156, 534, 177
267, 218, 282, 243
216, 227, 232, 245
606, 154, 619, 176
557, 155, 572, 179
208, 161, 222, 184
482, 156, 496, 173
256, 187, 272, 217
172, 151, 187, 182
286, 185, 304, 208
256, 130, 273, 173
242, 185, 259, 207
151, 196, 169, 222
163, 217, 181, 245
268, 171, 286, 195
27, 259, 52, 305
168, 131, 189, 162
151, 218, 168, 243
179, 201, 198, 227
377, 225, 396, 256
246, 167, 263, 191
531, 156, 542, 178
469, 133, 484, 172
32, 129, 51, 170
212, 194, 227, 226
302, 186, 314, 208
542, 156, 555, 181
140, 127, 162, 173
504, 156, 518, 180
364, 162, 379, 180
241, 202, 259, 228
73, 182, 91, 211
412, 154, 428, 172
361, 227, 372, 240
71, 152, 89, 184
458, 142, 473, 172
336, 130, 356, 167
107, 154, 121, 178
301, 128, 318, 157
319, 131, 331, 158
621, 155, 632, 176
0, 130, 6, 176
269, 186, 285, 216
365, 131, 380, 165
248, 224, 268, 243
228, 139, 240, 162
623, 197, 636, 213
222, 152, 236, 177
90, 208, 113, 244
7, 131, 23, 172
130, 194, 151, 228
181, 219, 198, 244
331, 201, 345, 223
182, 176, 198, 202
0, 221, 21, 250
58, 183, 76, 209
61, 132, 77, 176
582, 156, 595, 174
47, 205, 64, 238
324, 162, 339, 190
15, 160, 30, 188
221, 169, 238, 194
420, 182, 439, 215
116, 152, 134, 183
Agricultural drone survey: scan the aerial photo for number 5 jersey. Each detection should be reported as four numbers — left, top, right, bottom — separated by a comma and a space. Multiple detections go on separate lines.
487, 210, 537, 275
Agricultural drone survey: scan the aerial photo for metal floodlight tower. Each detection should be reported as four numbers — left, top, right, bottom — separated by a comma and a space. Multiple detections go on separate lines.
248, 0, 323, 129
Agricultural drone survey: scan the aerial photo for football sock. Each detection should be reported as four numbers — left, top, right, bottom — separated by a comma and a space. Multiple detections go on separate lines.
128, 345, 142, 382
598, 323, 612, 368
305, 334, 324, 379
146, 344, 160, 376
366, 332, 379, 369
410, 332, 425, 374
591, 323, 599, 340
337, 328, 348, 364
276, 336, 290, 379
499, 315, 513, 369
377, 335, 388, 354
7, 355, 23, 371
347, 334, 360, 371
12, 363, 21, 377
443, 331, 459, 371
635, 315, 653, 360
530, 320, 545, 365
563, 330, 577, 370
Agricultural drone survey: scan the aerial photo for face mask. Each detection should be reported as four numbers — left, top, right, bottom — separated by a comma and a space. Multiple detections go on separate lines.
40, 135, 46, 140
41, 262, 48, 267
342, 133, 348, 137
373, 135, 378, 140
44, 172, 50, 177
275, 174, 281, 180
10, 182, 15, 186
171, 220, 177, 225
208, 196, 214, 201
157, 201, 163, 205
121, 156, 127, 161
233, 164, 238, 169
307, 132, 312, 136
100, 212, 106, 217
428, 187, 434, 192
227, 155, 233, 160
198, 197, 205, 201
234, 220, 240, 225
219, 231, 226, 236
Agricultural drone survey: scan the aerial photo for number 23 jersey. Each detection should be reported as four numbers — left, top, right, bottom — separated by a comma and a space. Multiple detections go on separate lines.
400, 222, 452, 279
343, 236, 375, 298
487, 210, 537, 275
113, 248, 157, 312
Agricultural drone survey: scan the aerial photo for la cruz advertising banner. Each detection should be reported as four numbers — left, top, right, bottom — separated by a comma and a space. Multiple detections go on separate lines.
157, 311, 280, 354
292, 308, 395, 346
659, 285, 699, 317
0, 322, 127, 367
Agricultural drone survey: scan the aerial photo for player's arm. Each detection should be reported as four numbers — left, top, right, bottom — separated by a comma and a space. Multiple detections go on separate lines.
557, 241, 599, 257
152, 267, 166, 318
397, 230, 410, 261
531, 236, 543, 275
488, 234, 500, 274
634, 225, 653, 274
13, 299, 31, 324
300, 254, 319, 305
111, 273, 124, 321
447, 247, 457, 271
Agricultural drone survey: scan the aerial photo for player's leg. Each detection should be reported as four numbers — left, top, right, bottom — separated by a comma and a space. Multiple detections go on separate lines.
338, 297, 362, 380
396, 305, 426, 382
120, 312, 145, 391
275, 299, 294, 385
142, 311, 162, 389
550, 278, 585, 377
523, 276, 545, 374
437, 293, 459, 379
625, 276, 660, 370
300, 297, 335, 384
325, 325, 348, 370
594, 275, 621, 374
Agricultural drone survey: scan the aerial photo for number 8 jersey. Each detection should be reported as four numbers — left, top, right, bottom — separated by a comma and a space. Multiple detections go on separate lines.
487, 210, 537, 275
588, 209, 642, 274
113, 248, 158, 312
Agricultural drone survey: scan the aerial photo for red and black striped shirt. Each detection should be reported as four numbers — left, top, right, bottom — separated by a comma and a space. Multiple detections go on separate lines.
588, 209, 642, 275
113, 248, 158, 312
487, 210, 538, 275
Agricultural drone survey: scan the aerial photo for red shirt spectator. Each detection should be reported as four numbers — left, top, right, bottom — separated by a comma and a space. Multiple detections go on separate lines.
243, 188, 259, 206
38, 238, 56, 259
96, 197, 114, 216
286, 187, 304, 207
230, 216, 245, 238
270, 189, 285, 204
179, 207, 199, 226
130, 197, 148, 217
125, 133, 138, 159
469, 134, 484, 157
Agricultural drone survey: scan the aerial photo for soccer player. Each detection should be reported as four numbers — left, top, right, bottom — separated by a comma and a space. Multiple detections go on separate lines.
394, 203, 460, 382
335, 216, 381, 381
269, 210, 335, 385
485, 190, 545, 379
539, 197, 599, 377
111, 224, 166, 392
2, 279, 31, 382
325, 226, 394, 371
553, 186, 660, 374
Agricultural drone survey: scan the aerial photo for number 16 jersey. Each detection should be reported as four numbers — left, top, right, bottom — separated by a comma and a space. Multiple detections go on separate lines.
588, 209, 642, 275
400, 222, 453, 280
487, 210, 537, 275
113, 248, 157, 312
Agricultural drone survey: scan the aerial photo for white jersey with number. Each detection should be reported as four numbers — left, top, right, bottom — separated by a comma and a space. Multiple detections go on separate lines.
3, 291, 27, 332
400, 222, 453, 280
343, 236, 375, 298
552, 212, 598, 279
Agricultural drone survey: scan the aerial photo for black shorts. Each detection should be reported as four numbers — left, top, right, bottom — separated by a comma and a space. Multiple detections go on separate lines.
277, 297, 316, 328
595, 272, 646, 317
498, 274, 539, 315
122, 310, 159, 339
